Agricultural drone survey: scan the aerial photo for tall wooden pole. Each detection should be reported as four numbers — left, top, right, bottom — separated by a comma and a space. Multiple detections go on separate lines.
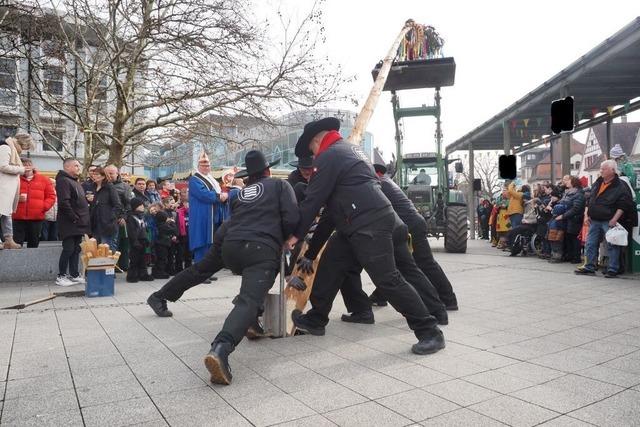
347, 20, 414, 145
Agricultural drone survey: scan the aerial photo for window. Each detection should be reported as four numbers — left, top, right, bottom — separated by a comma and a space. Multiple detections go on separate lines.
44, 65, 64, 97
0, 125, 17, 141
42, 130, 64, 151
0, 58, 17, 107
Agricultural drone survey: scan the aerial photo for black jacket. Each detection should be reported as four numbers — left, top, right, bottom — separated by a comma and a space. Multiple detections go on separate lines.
287, 169, 308, 188
224, 176, 299, 253
379, 176, 422, 228
111, 177, 131, 213
126, 212, 148, 249
294, 140, 393, 238
55, 170, 91, 239
132, 188, 150, 207
559, 188, 585, 235
156, 215, 178, 247
588, 176, 635, 226
89, 182, 124, 237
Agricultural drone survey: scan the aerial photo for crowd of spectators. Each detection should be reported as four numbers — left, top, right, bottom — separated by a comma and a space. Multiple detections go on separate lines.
479, 160, 637, 277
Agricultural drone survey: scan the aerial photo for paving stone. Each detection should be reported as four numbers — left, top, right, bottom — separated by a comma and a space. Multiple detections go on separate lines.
81, 396, 162, 427
463, 369, 536, 394
151, 386, 227, 417
511, 374, 623, 413
1, 389, 79, 424
4, 371, 74, 399
136, 370, 206, 395
529, 347, 616, 373
576, 364, 640, 387
569, 389, 640, 426
229, 391, 316, 427
602, 351, 640, 374
77, 379, 147, 408
423, 379, 500, 407
384, 364, 452, 387
335, 370, 414, 400
0, 409, 84, 426
537, 415, 595, 426
325, 401, 412, 427
273, 414, 336, 427
458, 350, 520, 369
72, 363, 136, 387
578, 339, 639, 357
164, 406, 251, 426
291, 381, 367, 413
418, 356, 489, 377
469, 395, 559, 427
421, 408, 508, 426
377, 388, 460, 422
494, 361, 564, 384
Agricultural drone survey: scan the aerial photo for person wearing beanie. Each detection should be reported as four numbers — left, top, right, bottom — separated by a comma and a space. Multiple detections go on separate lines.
126, 197, 153, 282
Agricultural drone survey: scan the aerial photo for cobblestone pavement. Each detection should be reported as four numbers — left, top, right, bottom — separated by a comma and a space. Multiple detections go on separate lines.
1, 240, 639, 426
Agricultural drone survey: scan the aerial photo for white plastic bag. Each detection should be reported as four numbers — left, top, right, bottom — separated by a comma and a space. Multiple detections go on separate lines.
605, 224, 628, 246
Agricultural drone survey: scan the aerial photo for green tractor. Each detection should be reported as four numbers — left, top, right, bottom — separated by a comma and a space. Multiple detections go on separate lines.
371, 30, 468, 253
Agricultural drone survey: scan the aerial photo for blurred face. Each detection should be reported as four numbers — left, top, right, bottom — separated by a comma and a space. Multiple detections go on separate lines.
147, 182, 156, 191
22, 160, 34, 175
64, 160, 82, 177
197, 162, 211, 175
135, 204, 145, 213
94, 173, 106, 184
600, 163, 615, 180
135, 180, 146, 192
104, 166, 119, 182
544, 186, 552, 195
299, 167, 313, 181
309, 131, 327, 156
149, 206, 158, 215
562, 175, 571, 188
179, 189, 188, 202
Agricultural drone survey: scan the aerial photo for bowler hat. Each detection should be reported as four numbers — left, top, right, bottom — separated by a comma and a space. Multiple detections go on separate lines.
294, 117, 341, 157
289, 156, 313, 169
235, 150, 280, 178
373, 163, 387, 175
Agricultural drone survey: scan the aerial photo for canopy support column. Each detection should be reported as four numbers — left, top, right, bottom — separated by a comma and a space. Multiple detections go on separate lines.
468, 142, 476, 240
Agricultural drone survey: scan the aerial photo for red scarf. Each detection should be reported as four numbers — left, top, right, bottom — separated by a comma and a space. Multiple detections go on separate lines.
316, 130, 342, 157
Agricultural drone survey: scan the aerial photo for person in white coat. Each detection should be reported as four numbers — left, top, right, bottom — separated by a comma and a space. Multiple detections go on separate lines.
0, 132, 34, 249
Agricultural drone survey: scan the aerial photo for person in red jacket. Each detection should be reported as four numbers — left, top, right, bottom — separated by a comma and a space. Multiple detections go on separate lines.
12, 158, 56, 247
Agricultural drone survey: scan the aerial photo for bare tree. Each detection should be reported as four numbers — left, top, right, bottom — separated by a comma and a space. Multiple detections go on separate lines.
2, 0, 347, 167
458, 152, 501, 199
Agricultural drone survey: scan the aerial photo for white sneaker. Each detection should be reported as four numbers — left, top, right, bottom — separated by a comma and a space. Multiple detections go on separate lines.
69, 276, 86, 285
55, 275, 76, 287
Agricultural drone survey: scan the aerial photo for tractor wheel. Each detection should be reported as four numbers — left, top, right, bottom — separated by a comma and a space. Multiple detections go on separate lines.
444, 205, 467, 253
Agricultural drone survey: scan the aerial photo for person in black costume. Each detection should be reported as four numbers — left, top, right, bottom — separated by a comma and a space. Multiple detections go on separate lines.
285, 117, 445, 356
126, 198, 154, 282
287, 156, 314, 187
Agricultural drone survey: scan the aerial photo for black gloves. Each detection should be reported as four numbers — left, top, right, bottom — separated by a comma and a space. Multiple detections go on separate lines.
296, 256, 314, 275
287, 276, 307, 291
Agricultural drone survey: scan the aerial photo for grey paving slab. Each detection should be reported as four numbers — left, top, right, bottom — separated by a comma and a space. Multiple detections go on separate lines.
81, 396, 163, 427
229, 391, 316, 427
602, 350, 640, 374
4, 371, 73, 399
494, 361, 565, 384
0, 409, 84, 427
325, 401, 412, 427
421, 408, 508, 426
576, 364, 640, 388
334, 370, 414, 400
164, 406, 251, 427
1, 389, 79, 424
151, 386, 227, 418
376, 388, 460, 422
71, 363, 136, 387
423, 379, 501, 407
273, 414, 337, 426
384, 364, 452, 387
511, 374, 623, 414
291, 381, 368, 413
463, 369, 537, 394
77, 378, 148, 408
538, 415, 596, 426
569, 389, 640, 426
469, 395, 560, 427
529, 347, 616, 373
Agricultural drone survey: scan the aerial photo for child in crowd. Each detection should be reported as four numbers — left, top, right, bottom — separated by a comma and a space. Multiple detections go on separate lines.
126, 198, 154, 283
175, 189, 191, 273
145, 203, 162, 267
153, 210, 178, 279
547, 192, 567, 263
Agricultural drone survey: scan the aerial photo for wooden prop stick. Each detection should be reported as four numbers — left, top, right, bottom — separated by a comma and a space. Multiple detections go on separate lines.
2, 294, 57, 310
347, 19, 414, 145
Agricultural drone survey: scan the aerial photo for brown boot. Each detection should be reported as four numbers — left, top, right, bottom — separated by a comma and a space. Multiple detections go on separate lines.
3, 236, 21, 249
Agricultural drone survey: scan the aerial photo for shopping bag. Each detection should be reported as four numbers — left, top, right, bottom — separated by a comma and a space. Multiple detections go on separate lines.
605, 224, 628, 246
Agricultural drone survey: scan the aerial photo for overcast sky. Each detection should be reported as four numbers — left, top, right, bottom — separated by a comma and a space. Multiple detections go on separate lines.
273, 0, 640, 161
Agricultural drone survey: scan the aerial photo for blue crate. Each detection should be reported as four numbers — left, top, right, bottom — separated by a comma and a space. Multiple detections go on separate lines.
86, 269, 115, 297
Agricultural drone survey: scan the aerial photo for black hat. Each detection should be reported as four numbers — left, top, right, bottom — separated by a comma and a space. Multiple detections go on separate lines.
235, 150, 280, 178
130, 197, 145, 211
289, 156, 313, 169
155, 210, 168, 223
294, 117, 341, 157
373, 163, 387, 175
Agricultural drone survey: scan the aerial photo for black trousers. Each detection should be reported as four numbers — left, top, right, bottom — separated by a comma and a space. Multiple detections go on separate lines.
565, 232, 581, 262
214, 240, 279, 346
127, 242, 151, 281
340, 221, 446, 316
307, 213, 438, 340
13, 220, 43, 248
156, 242, 225, 302
59, 235, 82, 277
175, 236, 192, 272
153, 244, 170, 277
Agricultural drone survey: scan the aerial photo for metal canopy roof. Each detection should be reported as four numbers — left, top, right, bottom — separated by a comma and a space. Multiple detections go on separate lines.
445, 17, 640, 156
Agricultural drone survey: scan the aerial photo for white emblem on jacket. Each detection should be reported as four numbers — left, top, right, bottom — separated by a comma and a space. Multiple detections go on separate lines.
239, 183, 264, 202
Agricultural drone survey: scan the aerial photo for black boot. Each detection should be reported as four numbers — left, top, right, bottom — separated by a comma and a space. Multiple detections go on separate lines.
368, 291, 388, 307
341, 311, 375, 324
146, 292, 173, 317
292, 310, 325, 336
204, 341, 234, 385
411, 328, 446, 355
434, 310, 449, 326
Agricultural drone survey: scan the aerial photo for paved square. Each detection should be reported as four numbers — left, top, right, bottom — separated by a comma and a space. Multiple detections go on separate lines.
1, 240, 639, 426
